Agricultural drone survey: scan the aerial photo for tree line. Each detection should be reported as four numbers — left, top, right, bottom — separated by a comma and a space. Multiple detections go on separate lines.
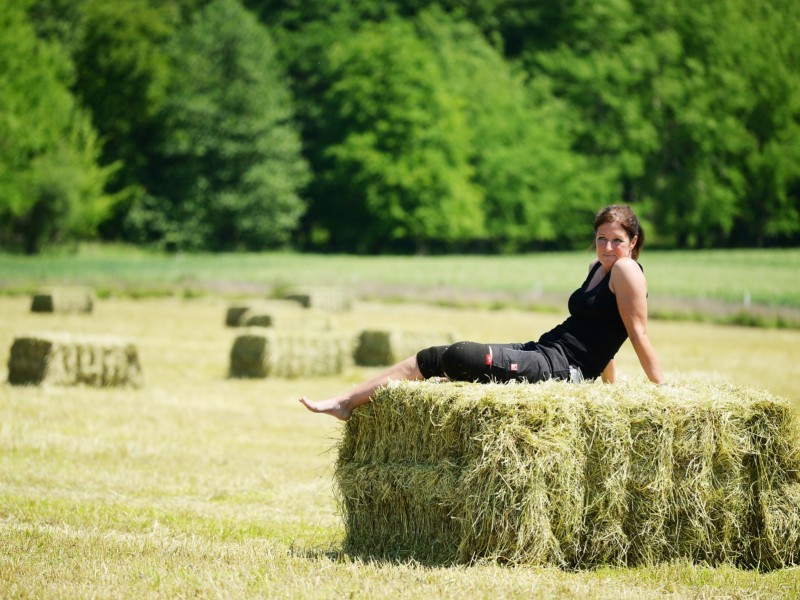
3, 0, 799, 253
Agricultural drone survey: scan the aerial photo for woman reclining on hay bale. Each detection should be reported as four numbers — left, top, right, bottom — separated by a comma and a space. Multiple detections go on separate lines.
301, 205, 665, 421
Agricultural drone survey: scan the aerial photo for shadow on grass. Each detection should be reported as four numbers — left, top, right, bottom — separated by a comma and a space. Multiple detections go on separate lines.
289, 542, 466, 568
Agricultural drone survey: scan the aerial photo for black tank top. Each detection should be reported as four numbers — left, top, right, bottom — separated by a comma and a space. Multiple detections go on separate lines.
537, 261, 633, 379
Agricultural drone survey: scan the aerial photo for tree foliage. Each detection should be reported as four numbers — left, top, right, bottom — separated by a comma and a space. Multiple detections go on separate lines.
75, 0, 179, 189
310, 17, 484, 253
415, 10, 613, 250
525, 0, 800, 248
0, 0, 114, 253
6, 0, 800, 252
129, 0, 309, 251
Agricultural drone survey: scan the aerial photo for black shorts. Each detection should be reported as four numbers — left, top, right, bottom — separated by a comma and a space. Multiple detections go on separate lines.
416, 341, 580, 384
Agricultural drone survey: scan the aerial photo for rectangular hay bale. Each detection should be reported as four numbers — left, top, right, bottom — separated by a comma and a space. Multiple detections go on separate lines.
239, 309, 333, 331
225, 305, 251, 327
8, 333, 143, 387
284, 287, 352, 311
354, 329, 457, 366
225, 299, 303, 327
229, 329, 352, 378
335, 379, 800, 569
31, 287, 95, 314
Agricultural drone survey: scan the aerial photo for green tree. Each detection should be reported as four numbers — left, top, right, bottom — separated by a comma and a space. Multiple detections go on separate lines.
72, 0, 185, 239
416, 9, 613, 250
640, 2, 755, 247
522, 0, 800, 247
134, 0, 308, 251
721, 0, 800, 245
245, 0, 399, 251
0, 0, 114, 253
528, 0, 667, 240
311, 17, 485, 253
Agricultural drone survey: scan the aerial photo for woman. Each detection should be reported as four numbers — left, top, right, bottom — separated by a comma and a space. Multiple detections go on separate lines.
300, 205, 665, 421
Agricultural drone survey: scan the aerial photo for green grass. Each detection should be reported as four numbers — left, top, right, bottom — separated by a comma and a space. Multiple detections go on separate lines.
2, 245, 799, 314
1, 296, 799, 597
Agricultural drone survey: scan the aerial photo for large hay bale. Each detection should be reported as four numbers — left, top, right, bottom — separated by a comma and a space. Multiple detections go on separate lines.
31, 287, 95, 314
229, 329, 352, 378
8, 333, 143, 387
284, 287, 352, 311
353, 329, 457, 366
335, 379, 800, 569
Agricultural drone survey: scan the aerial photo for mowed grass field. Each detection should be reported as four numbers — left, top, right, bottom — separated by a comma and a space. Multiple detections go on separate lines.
2, 246, 800, 318
1, 287, 799, 598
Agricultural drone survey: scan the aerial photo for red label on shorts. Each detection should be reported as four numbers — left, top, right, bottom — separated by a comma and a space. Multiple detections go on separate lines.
510, 363, 518, 371
485, 353, 492, 366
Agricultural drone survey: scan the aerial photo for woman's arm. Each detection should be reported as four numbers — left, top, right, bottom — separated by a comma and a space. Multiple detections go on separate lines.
609, 258, 665, 384
601, 359, 616, 383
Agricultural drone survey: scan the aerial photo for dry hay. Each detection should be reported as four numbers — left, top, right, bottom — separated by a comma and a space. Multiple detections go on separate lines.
239, 309, 334, 331
335, 378, 800, 569
8, 333, 143, 387
226, 305, 251, 327
354, 329, 458, 366
284, 286, 352, 311
31, 287, 95, 314
229, 329, 352, 379
225, 299, 302, 327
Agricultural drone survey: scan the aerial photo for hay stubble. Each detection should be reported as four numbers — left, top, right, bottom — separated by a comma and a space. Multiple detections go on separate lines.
1, 296, 800, 597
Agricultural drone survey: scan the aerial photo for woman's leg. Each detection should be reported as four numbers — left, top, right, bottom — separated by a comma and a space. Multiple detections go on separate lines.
298, 341, 552, 420
299, 354, 425, 421
441, 341, 553, 383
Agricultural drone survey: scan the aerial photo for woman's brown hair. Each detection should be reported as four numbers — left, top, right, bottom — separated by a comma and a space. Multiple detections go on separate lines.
593, 205, 644, 260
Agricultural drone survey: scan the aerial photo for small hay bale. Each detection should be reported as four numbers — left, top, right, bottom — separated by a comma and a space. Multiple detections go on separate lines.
225, 299, 303, 327
284, 287, 352, 311
225, 305, 251, 327
239, 309, 334, 330
353, 329, 458, 366
229, 329, 352, 378
31, 287, 95, 314
8, 333, 143, 387
335, 378, 800, 569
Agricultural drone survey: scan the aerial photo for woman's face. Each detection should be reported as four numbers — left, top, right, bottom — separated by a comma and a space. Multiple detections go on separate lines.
595, 222, 637, 271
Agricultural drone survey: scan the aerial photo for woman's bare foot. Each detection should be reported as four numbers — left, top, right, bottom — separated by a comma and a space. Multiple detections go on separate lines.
298, 396, 353, 421
298, 356, 422, 421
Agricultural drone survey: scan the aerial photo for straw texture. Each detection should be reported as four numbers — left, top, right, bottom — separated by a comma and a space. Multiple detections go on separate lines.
335, 378, 800, 569
8, 333, 143, 387
229, 329, 352, 378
